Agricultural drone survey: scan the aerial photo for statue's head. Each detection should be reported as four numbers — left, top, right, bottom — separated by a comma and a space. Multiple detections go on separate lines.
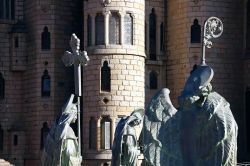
60, 94, 77, 124
179, 65, 214, 109
128, 109, 144, 126
183, 65, 214, 95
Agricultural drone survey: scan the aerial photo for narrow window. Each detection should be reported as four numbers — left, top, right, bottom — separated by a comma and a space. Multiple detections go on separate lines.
160, 22, 164, 51
41, 26, 51, 50
14, 36, 19, 48
149, 71, 158, 89
87, 15, 92, 46
0, 73, 5, 100
13, 134, 18, 146
145, 22, 148, 51
0, 0, 4, 19
124, 13, 133, 45
109, 12, 120, 44
40, 122, 49, 149
191, 19, 201, 43
95, 14, 105, 45
11, 0, 14, 20
149, 8, 157, 60
246, 86, 250, 152
246, 1, 250, 55
89, 117, 97, 149
5, 0, 10, 19
101, 61, 111, 92
0, 125, 3, 151
101, 117, 111, 149
41, 70, 51, 97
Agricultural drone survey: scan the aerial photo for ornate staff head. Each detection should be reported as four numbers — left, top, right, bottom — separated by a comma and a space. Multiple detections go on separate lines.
202, 17, 223, 65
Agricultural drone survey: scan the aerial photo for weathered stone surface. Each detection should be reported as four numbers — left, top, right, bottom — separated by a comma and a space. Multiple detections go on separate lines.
143, 65, 238, 166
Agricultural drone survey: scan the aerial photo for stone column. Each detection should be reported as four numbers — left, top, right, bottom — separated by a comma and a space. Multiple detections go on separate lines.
96, 117, 102, 151
118, 11, 125, 45
103, 11, 111, 45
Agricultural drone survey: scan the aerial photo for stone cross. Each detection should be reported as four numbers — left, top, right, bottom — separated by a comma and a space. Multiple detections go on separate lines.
62, 33, 89, 157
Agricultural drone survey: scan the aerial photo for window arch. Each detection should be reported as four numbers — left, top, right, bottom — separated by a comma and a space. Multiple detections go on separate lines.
149, 71, 158, 89
191, 19, 201, 43
0, 73, 5, 100
0, 0, 15, 20
41, 70, 51, 97
149, 8, 156, 60
124, 13, 133, 45
40, 122, 49, 149
101, 61, 111, 92
109, 12, 120, 44
41, 26, 51, 50
95, 13, 105, 45
101, 117, 111, 149
89, 117, 97, 149
0, 124, 3, 151
87, 15, 92, 46
246, 86, 250, 152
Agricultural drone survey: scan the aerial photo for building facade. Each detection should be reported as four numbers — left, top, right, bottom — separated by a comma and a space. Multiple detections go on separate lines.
0, 0, 249, 165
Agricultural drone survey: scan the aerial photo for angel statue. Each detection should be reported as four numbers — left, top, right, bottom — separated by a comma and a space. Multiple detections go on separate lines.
112, 109, 144, 166
143, 64, 238, 166
41, 94, 82, 166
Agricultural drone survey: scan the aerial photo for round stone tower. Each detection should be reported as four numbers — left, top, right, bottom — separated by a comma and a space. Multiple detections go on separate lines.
83, 0, 145, 165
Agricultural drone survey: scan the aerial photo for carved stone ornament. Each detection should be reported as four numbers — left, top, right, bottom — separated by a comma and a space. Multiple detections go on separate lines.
100, 0, 111, 6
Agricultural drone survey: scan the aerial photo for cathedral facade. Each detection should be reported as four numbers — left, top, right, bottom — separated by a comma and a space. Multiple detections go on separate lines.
0, 0, 249, 165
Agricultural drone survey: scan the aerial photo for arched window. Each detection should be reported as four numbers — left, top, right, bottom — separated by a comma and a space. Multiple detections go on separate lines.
0, 125, 3, 151
89, 117, 97, 149
160, 22, 164, 51
109, 12, 120, 44
101, 117, 111, 149
13, 134, 18, 146
149, 71, 158, 89
0, 0, 15, 20
101, 61, 111, 92
149, 8, 156, 60
191, 19, 201, 43
41, 26, 51, 50
124, 13, 133, 45
87, 15, 92, 46
0, 73, 5, 100
246, 86, 250, 152
95, 14, 105, 45
41, 70, 51, 97
40, 122, 49, 149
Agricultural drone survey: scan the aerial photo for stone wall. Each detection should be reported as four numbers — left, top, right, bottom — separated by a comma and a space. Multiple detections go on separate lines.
83, 0, 145, 164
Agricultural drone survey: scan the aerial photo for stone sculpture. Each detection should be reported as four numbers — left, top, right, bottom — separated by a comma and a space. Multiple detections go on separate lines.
143, 64, 238, 166
112, 109, 144, 166
41, 94, 82, 166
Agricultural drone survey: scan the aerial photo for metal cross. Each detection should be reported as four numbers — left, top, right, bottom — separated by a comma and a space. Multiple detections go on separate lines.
62, 33, 89, 159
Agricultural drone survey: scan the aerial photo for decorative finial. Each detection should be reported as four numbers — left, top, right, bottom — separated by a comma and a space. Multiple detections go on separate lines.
202, 17, 223, 65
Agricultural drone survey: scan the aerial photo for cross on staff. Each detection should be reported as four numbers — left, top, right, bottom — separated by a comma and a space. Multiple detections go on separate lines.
62, 33, 89, 160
